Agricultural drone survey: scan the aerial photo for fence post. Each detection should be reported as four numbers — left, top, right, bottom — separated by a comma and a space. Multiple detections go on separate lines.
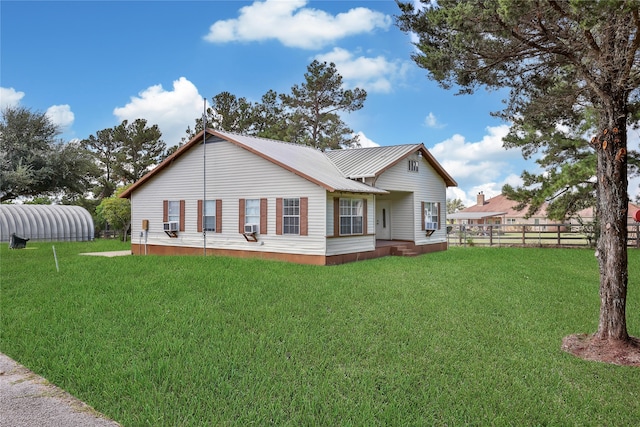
522, 225, 526, 245
557, 225, 561, 246
636, 224, 639, 249
489, 225, 493, 246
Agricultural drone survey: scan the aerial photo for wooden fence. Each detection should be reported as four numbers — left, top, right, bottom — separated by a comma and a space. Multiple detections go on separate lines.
446, 223, 640, 248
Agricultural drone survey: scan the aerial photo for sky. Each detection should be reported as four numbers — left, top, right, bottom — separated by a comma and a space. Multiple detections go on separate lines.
2, 0, 639, 207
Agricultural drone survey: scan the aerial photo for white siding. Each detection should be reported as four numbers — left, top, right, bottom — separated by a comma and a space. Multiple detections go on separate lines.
383, 192, 414, 241
325, 193, 376, 255
130, 139, 328, 256
375, 154, 448, 244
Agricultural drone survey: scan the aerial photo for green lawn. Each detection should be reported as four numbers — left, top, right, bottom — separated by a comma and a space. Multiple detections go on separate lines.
2, 240, 640, 426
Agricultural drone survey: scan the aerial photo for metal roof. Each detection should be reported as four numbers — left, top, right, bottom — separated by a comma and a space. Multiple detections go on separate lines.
325, 144, 420, 178
0, 204, 94, 242
325, 144, 457, 187
121, 129, 457, 198
214, 131, 388, 194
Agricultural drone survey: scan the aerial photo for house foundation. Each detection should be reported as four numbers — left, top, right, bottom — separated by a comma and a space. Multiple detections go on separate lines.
130, 241, 448, 266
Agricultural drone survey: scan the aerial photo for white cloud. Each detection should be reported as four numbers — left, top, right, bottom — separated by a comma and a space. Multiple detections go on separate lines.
430, 124, 514, 163
0, 87, 25, 109
314, 47, 410, 93
1, 87, 75, 133
431, 124, 528, 206
424, 112, 444, 129
113, 77, 207, 146
46, 104, 74, 130
204, 0, 391, 49
355, 131, 379, 148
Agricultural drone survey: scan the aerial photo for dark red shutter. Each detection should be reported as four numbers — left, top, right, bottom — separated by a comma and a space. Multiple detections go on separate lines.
362, 199, 368, 235
216, 199, 222, 233
239, 199, 245, 233
260, 198, 268, 234
179, 200, 185, 231
300, 197, 308, 236
276, 198, 283, 235
334, 198, 340, 236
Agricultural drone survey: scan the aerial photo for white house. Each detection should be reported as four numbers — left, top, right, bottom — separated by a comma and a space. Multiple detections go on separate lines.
120, 130, 457, 265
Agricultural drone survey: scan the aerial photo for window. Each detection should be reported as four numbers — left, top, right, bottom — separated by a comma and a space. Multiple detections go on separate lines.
204, 200, 216, 231
277, 197, 308, 236
409, 159, 419, 172
506, 218, 517, 225
164, 200, 184, 234
245, 199, 260, 232
424, 202, 439, 230
168, 200, 180, 223
283, 198, 300, 235
340, 198, 364, 235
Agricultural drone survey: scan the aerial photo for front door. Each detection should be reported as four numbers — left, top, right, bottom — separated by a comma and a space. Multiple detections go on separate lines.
376, 200, 391, 240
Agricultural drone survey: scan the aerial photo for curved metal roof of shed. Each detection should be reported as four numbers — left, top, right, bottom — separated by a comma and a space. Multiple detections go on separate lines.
0, 204, 94, 242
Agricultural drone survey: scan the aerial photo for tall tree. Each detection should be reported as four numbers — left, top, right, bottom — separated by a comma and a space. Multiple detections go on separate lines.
211, 91, 254, 133
280, 60, 367, 151
48, 140, 100, 200
252, 89, 289, 140
0, 106, 96, 202
96, 186, 131, 242
82, 127, 121, 198
397, 0, 640, 363
446, 198, 466, 214
113, 119, 165, 183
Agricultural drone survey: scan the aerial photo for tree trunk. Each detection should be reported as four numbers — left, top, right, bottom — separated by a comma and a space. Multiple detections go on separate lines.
594, 111, 629, 342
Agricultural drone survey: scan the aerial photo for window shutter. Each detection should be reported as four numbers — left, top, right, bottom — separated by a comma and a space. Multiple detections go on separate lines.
239, 199, 245, 233
333, 198, 340, 236
421, 201, 425, 231
276, 198, 283, 235
216, 199, 222, 233
363, 199, 368, 234
163, 200, 168, 223
300, 197, 308, 236
197, 200, 203, 232
437, 202, 441, 229
179, 200, 185, 231
260, 198, 268, 234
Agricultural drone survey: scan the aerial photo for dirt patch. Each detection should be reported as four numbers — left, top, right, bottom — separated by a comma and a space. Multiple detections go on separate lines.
561, 334, 640, 367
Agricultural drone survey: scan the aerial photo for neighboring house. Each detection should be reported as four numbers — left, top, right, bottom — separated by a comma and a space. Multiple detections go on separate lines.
448, 192, 551, 231
449, 192, 640, 232
573, 203, 640, 223
120, 129, 457, 265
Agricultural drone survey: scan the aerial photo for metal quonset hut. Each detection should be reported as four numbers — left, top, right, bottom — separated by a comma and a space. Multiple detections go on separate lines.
0, 205, 94, 242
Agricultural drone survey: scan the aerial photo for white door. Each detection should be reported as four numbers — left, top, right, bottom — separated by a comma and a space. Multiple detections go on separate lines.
376, 200, 391, 240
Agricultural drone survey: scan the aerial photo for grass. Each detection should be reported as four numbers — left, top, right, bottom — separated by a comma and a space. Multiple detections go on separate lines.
2, 240, 640, 425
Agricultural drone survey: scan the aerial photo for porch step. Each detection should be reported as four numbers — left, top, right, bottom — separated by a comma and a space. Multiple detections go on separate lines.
390, 245, 418, 257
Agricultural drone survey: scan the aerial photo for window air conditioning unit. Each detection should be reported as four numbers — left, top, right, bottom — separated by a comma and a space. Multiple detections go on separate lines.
425, 222, 438, 231
244, 223, 258, 234
164, 221, 179, 232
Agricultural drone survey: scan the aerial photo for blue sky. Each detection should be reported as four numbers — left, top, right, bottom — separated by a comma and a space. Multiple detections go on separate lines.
4, 0, 637, 206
